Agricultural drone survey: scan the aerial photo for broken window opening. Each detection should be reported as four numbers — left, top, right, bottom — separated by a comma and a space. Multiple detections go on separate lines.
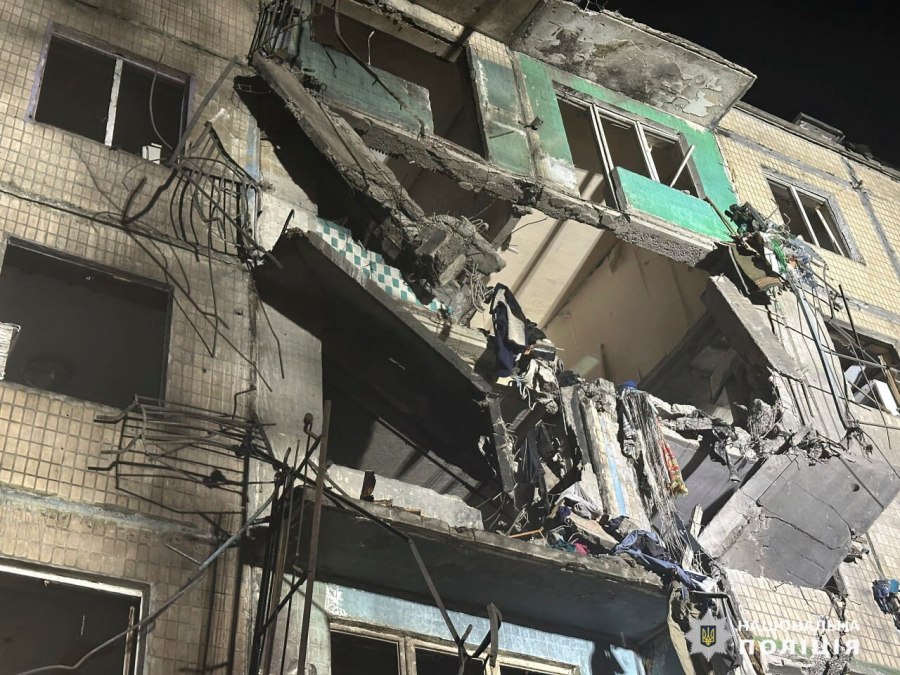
330, 627, 576, 675
0, 241, 171, 408
415, 648, 485, 675
557, 96, 699, 208
309, 8, 484, 155
0, 563, 143, 675
32, 31, 189, 162
828, 323, 900, 416
766, 179, 849, 257
543, 241, 709, 388
331, 631, 401, 675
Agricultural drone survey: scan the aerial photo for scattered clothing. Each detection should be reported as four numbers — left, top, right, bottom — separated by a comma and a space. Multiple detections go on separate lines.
873, 579, 900, 628
613, 529, 713, 592
555, 482, 602, 519
490, 284, 544, 376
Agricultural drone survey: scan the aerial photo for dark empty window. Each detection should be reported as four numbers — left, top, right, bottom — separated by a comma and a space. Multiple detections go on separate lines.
331, 631, 400, 675
0, 242, 170, 408
767, 179, 849, 256
415, 648, 484, 675
557, 96, 698, 208
0, 566, 142, 675
33, 33, 188, 162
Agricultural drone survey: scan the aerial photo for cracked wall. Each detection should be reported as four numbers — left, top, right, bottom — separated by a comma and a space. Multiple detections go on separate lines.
512, 0, 755, 128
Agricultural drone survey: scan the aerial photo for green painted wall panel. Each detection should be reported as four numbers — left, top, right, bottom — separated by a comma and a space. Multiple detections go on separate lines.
516, 54, 574, 173
517, 54, 737, 240
298, 30, 433, 135
617, 168, 729, 239
468, 48, 532, 175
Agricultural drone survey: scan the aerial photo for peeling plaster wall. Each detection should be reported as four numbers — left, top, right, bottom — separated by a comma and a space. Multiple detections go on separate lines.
544, 241, 708, 383
512, 1, 754, 128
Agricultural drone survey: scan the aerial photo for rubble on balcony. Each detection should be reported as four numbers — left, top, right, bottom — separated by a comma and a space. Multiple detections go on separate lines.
690, 201, 900, 587
246, 6, 505, 315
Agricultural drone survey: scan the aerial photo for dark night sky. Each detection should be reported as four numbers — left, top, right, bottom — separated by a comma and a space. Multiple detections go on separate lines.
601, 0, 900, 167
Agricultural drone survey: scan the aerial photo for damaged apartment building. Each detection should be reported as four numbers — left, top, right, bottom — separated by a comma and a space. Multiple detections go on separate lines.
3, 0, 900, 674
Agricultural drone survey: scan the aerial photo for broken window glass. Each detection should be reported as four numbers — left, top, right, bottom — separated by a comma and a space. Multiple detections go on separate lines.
0, 566, 142, 675
0, 242, 171, 408
331, 632, 401, 675
33, 32, 188, 162
556, 95, 699, 208
828, 323, 900, 415
557, 99, 615, 205
414, 648, 484, 675
767, 179, 850, 256
598, 113, 650, 179
645, 131, 698, 196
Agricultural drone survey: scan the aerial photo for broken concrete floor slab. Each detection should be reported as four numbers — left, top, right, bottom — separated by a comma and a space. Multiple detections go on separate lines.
701, 454, 900, 587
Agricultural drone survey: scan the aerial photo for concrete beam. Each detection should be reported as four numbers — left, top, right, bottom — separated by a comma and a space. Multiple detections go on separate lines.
281, 492, 668, 642
703, 275, 805, 380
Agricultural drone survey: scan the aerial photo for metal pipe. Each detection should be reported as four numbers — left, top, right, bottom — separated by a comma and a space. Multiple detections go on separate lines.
296, 401, 332, 674
668, 144, 695, 188
791, 282, 848, 428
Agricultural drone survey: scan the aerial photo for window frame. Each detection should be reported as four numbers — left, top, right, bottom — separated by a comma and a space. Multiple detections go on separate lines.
826, 319, 900, 415
557, 91, 705, 209
27, 22, 193, 161
764, 173, 857, 259
0, 559, 147, 675
0, 236, 173, 408
330, 622, 579, 675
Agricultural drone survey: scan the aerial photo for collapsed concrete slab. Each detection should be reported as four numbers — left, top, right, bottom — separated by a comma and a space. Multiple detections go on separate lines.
700, 454, 900, 588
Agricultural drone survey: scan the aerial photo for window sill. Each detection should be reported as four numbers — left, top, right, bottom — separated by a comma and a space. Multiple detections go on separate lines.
0, 379, 134, 417
25, 117, 179, 175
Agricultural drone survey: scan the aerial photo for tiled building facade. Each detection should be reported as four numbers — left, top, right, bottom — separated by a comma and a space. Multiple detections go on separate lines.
0, 1, 898, 675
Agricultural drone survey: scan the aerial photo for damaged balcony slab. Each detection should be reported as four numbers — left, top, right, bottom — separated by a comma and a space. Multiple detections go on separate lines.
342, 106, 719, 266
703, 275, 805, 380
699, 454, 900, 588
511, 0, 755, 127
251, 54, 504, 302
254, 230, 517, 492
283, 492, 668, 642
254, 229, 492, 396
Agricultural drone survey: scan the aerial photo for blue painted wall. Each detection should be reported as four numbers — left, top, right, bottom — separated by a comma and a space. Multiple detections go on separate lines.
321, 583, 647, 675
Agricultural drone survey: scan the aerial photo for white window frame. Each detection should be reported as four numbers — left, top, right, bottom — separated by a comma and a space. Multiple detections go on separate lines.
562, 96, 699, 208
330, 623, 579, 675
28, 24, 191, 161
827, 321, 900, 415
766, 177, 850, 257
0, 561, 145, 675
